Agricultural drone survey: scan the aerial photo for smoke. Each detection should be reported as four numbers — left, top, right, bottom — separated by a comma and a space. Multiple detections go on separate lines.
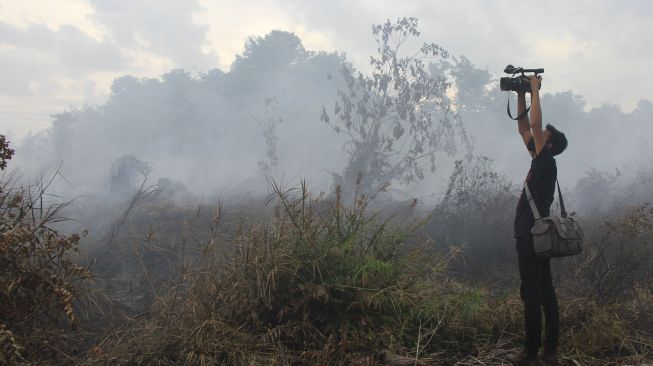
12, 31, 348, 200
9, 30, 653, 213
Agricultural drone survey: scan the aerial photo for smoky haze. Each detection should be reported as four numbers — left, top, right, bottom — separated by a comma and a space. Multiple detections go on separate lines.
12, 32, 348, 198
3, 5, 653, 364
7, 29, 653, 212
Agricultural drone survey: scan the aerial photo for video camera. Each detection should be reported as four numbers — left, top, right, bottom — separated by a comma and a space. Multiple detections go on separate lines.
500, 65, 544, 93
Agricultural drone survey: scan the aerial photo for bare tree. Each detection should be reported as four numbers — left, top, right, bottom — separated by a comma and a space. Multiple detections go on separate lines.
321, 17, 471, 195
255, 97, 282, 185
108, 155, 152, 195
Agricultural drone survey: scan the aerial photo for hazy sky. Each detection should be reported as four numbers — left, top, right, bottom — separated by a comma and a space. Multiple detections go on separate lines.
1, 0, 651, 141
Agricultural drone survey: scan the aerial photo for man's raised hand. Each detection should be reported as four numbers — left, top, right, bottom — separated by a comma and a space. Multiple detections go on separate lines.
527, 75, 542, 93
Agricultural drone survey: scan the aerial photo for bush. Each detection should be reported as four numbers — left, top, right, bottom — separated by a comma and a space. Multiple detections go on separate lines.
0, 143, 91, 364
81, 183, 518, 365
426, 157, 517, 280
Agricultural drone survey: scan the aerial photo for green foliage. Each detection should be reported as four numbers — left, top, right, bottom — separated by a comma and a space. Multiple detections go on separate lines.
0, 135, 14, 171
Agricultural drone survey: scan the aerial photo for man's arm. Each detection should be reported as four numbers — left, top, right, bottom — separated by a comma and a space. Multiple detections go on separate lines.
528, 75, 545, 156
517, 91, 532, 149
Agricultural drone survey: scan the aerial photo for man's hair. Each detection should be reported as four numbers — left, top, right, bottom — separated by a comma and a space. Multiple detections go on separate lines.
546, 124, 567, 156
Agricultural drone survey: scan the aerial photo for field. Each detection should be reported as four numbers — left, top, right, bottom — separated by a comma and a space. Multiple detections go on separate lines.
2, 161, 652, 365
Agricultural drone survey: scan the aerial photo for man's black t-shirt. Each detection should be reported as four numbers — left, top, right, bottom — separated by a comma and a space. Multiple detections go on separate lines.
514, 146, 557, 239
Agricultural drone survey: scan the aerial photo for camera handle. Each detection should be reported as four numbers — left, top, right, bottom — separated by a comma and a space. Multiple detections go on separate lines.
506, 97, 530, 121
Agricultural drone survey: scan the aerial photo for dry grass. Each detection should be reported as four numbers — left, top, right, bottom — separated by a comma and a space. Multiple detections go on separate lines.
0, 172, 91, 364
1, 154, 652, 365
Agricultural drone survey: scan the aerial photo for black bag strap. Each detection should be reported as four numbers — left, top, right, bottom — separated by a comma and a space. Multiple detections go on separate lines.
507, 97, 530, 121
524, 179, 567, 220
557, 179, 567, 218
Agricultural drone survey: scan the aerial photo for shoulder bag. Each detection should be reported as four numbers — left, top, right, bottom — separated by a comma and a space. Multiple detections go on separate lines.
524, 180, 583, 258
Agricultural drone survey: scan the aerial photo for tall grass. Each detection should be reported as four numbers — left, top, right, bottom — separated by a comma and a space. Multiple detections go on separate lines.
80, 182, 494, 365
1, 161, 652, 365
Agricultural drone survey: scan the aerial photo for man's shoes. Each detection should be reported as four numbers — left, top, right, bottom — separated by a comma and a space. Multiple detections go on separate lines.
541, 349, 559, 365
508, 349, 538, 365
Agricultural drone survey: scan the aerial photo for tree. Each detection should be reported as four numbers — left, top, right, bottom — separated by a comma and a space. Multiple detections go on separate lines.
256, 97, 282, 184
0, 135, 14, 171
444, 56, 499, 114
228, 31, 308, 94
321, 17, 471, 195
108, 155, 152, 195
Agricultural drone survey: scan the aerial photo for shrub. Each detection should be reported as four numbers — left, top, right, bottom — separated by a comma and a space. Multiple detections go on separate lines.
82, 183, 512, 365
0, 143, 90, 364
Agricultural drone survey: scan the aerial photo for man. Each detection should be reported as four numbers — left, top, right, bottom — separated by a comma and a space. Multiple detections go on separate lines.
509, 75, 568, 366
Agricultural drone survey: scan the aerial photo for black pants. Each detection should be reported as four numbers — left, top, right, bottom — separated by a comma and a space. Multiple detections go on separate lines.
516, 238, 559, 356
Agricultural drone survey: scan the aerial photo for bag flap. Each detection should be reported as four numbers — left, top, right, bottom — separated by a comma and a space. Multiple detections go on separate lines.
546, 216, 583, 239
531, 221, 551, 235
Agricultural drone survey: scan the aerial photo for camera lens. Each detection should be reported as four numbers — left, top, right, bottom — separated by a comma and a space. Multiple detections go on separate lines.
500, 77, 512, 91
